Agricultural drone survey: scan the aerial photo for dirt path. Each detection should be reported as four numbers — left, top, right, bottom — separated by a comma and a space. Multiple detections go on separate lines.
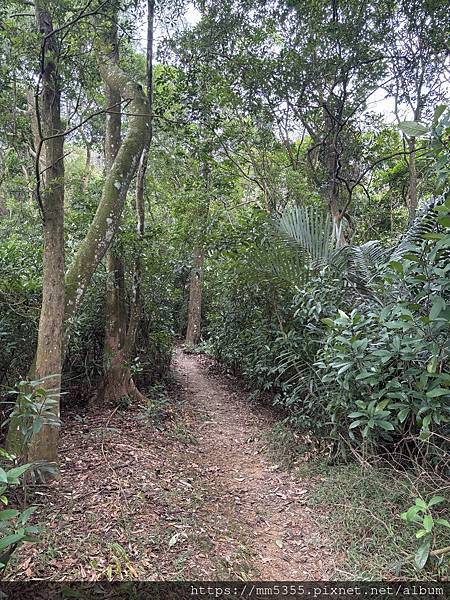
9, 349, 335, 581
172, 349, 335, 580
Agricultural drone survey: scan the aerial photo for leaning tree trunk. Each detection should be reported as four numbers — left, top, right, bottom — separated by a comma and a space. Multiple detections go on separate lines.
100, 0, 154, 403
24, 4, 65, 464
185, 247, 205, 346
63, 41, 151, 324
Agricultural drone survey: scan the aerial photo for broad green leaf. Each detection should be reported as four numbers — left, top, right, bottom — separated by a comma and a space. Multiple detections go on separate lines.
349, 420, 364, 429
428, 496, 445, 507
399, 121, 429, 137
435, 519, 450, 529
415, 498, 427, 509
426, 387, 449, 398
0, 531, 25, 552
398, 408, 409, 423
415, 541, 430, 569
423, 514, 433, 533
389, 261, 404, 273
32, 416, 43, 434
0, 509, 19, 521
6, 464, 31, 483
19, 506, 37, 524
416, 529, 427, 539
430, 297, 446, 319
377, 420, 395, 431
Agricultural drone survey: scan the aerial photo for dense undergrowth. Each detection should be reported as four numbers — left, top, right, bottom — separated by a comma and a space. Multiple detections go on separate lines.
203, 113, 450, 577
268, 421, 449, 580
206, 197, 449, 465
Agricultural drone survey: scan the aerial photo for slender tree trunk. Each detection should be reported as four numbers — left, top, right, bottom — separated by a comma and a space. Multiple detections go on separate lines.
25, 4, 65, 464
82, 140, 92, 193
185, 247, 204, 346
407, 137, 418, 223
322, 105, 347, 247
185, 156, 210, 346
126, 0, 154, 355
100, 18, 128, 401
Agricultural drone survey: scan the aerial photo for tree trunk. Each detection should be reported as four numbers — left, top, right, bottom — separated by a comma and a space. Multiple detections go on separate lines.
7, 12, 151, 456
82, 140, 92, 193
330, 200, 347, 248
322, 105, 347, 247
100, 0, 154, 404
100, 18, 128, 402
63, 34, 151, 324
407, 137, 418, 223
185, 247, 204, 346
126, 0, 155, 361
24, 4, 65, 465
185, 155, 210, 346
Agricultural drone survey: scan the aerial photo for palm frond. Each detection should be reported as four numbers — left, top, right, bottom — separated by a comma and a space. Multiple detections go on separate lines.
391, 195, 445, 260
331, 240, 389, 286
252, 238, 311, 288
266, 196, 447, 295
276, 205, 335, 263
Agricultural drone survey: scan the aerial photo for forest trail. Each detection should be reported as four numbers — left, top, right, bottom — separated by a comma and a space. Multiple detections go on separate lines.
172, 349, 336, 580
9, 349, 335, 581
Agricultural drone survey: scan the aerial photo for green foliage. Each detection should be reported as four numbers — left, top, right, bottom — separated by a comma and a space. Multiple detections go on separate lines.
0, 450, 40, 573
7, 378, 60, 457
138, 382, 171, 426
304, 461, 449, 579
0, 382, 48, 574
276, 205, 335, 263
207, 193, 449, 465
401, 496, 450, 570
0, 221, 41, 391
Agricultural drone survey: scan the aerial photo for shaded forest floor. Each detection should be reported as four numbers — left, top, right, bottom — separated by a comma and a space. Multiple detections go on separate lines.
7, 348, 337, 580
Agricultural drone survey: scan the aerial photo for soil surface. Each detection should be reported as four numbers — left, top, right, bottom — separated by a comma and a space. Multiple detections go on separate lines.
8, 349, 336, 580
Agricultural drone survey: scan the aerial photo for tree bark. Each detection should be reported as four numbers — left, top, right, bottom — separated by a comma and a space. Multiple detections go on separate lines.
185, 156, 210, 346
126, 0, 154, 358
64, 38, 151, 324
185, 247, 204, 346
100, 18, 128, 401
322, 104, 347, 247
25, 3, 65, 464
100, 0, 154, 403
82, 139, 92, 193
406, 137, 418, 223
